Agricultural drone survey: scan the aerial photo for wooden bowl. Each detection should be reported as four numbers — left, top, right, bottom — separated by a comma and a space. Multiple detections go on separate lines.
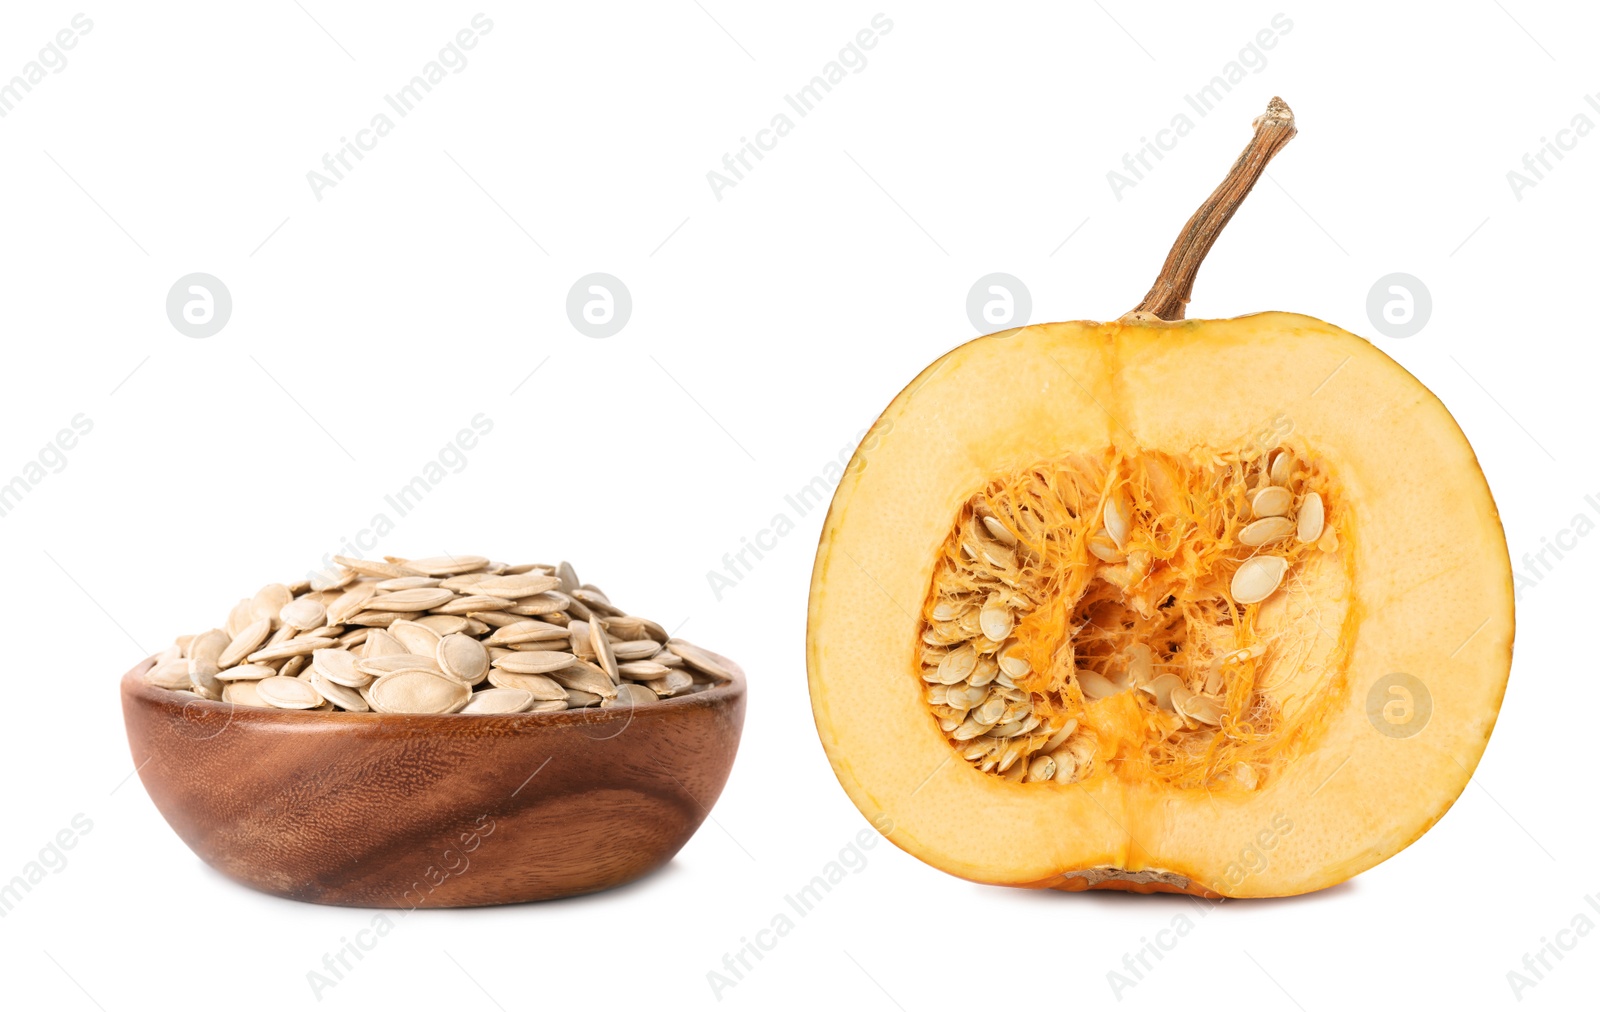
120, 654, 746, 907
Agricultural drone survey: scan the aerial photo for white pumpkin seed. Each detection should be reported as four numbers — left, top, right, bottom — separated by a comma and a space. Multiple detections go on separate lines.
486, 670, 568, 700
437, 633, 490, 685
982, 515, 1019, 546
310, 671, 369, 712
1250, 485, 1292, 518
389, 619, 442, 655
1239, 515, 1295, 547
1103, 492, 1131, 549
257, 675, 324, 710
460, 687, 535, 714
366, 670, 470, 714
1297, 491, 1325, 543
1268, 449, 1293, 486
491, 650, 575, 675
1231, 555, 1289, 605
979, 597, 1014, 642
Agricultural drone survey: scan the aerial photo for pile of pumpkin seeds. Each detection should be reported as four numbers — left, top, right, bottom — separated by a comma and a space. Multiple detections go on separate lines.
919, 443, 1337, 787
144, 555, 734, 714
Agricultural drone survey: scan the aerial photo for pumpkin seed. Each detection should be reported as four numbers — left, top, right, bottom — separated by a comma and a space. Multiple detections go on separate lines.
147, 659, 192, 690
1250, 485, 1292, 518
279, 598, 327, 631
1297, 491, 1325, 543
604, 682, 659, 708
982, 515, 1018, 546
486, 670, 568, 700
312, 648, 369, 688
937, 645, 977, 684
1268, 449, 1294, 486
326, 584, 378, 624
618, 659, 671, 679
546, 662, 618, 699
667, 638, 735, 680
460, 687, 535, 714
369, 588, 456, 612
218, 619, 271, 668
222, 680, 267, 706
310, 671, 369, 712
1078, 670, 1119, 700
437, 633, 490, 684
366, 670, 470, 714
492, 650, 576, 675
1239, 515, 1295, 547
589, 619, 620, 681
250, 584, 294, 623
257, 675, 324, 710
215, 663, 276, 682
1103, 492, 1131, 549
1231, 555, 1289, 605
979, 597, 1014, 642
644, 670, 694, 697
357, 653, 442, 676
402, 555, 491, 576
389, 619, 442, 655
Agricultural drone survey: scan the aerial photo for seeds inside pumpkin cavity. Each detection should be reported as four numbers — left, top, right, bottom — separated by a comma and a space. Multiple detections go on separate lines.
147, 557, 733, 715
916, 444, 1342, 791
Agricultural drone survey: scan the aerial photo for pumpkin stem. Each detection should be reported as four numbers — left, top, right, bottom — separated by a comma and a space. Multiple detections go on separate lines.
1131, 96, 1297, 322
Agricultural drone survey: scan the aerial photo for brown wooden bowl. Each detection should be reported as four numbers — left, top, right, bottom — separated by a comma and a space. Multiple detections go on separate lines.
120, 654, 745, 907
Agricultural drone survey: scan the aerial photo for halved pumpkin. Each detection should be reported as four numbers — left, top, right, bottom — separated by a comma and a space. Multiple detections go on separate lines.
805, 99, 1512, 898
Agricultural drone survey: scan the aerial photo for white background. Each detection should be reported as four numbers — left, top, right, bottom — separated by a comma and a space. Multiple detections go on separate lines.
0, 2, 1594, 1009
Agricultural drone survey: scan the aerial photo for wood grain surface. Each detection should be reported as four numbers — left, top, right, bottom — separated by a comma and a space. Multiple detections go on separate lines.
120, 656, 746, 907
